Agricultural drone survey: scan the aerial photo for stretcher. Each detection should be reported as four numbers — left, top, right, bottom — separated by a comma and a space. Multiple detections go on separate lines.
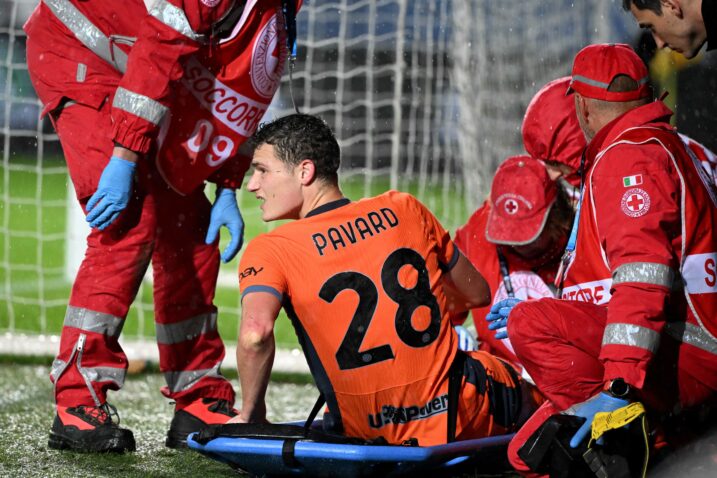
187, 421, 514, 477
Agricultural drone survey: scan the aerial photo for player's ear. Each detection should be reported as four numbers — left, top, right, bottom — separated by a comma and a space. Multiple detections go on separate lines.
297, 159, 317, 185
662, 0, 683, 18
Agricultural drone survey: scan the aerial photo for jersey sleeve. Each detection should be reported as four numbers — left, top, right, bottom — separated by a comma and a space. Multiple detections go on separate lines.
591, 142, 680, 389
111, 0, 237, 153
404, 193, 458, 271
239, 235, 288, 302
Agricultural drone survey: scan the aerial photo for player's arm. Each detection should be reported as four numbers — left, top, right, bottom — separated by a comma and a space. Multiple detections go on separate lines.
442, 249, 491, 314
233, 291, 281, 423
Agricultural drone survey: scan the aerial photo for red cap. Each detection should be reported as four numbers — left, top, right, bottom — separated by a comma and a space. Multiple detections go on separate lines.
523, 76, 586, 173
567, 43, 651, 101
486, 156, 557, 246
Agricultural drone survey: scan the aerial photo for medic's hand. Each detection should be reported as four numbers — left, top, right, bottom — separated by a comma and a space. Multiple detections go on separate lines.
205, 187, 244, 263
86, 156, 137, 230
485, 298, 522, 340
454, 325, 478, 352
568, 392, 630, 448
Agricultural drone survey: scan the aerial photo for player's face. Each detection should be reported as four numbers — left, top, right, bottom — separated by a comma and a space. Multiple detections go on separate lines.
630, 4, 706, 59
247, 144, 303, 221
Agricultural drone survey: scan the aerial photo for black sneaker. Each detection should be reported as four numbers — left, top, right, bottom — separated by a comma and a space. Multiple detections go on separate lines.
166, 398, 237, 449
49, 403, 136, 453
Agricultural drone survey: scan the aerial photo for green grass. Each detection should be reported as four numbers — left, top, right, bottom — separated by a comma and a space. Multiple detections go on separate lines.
0, 363, 517, 477
0, 156, 468, 349
0, 363, 320, 477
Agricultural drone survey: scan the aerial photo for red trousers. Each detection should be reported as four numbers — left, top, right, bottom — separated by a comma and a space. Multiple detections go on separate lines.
47, 97, 235, 410
506, 298, 717, 476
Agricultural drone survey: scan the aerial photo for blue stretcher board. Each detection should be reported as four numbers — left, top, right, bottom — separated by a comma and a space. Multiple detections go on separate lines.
187, 427, 514, 477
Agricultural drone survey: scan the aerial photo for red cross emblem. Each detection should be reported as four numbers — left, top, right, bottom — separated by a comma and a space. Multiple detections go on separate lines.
626, 194, 644, 211
504, 199, 519, 215
621, 188, 651, 217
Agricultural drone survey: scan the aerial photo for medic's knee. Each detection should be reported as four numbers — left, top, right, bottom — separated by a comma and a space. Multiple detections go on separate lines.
506, 300, 535, 345
507, 433, 533, 475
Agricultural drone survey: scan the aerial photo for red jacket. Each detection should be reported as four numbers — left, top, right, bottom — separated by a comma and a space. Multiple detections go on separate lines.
561, 100, 717, 390
156, 0, 294, 193
681, 133, 717, 186
25, 0, 239, 154
454, 202, 561, 369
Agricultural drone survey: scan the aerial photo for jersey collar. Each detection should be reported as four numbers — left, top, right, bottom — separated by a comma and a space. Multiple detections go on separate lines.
305, 197, 351, 218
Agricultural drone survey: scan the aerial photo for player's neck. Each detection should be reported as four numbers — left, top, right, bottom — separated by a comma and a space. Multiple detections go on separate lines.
299, 184, 344, 219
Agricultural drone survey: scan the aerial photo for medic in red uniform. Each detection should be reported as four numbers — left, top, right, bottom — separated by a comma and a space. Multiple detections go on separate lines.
503, 44, 717, 476
24, 0, 299, 452
454, 156, 572, 375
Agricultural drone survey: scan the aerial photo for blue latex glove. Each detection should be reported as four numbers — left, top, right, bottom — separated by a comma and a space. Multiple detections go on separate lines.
485, 298, 522, 340
454, 325, 478, 352
205, 187, 244, 263
567, 392, 630, 448
86, 156, 136, 230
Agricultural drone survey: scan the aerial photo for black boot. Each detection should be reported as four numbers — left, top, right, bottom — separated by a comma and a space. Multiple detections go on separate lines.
49, 403, 136, 453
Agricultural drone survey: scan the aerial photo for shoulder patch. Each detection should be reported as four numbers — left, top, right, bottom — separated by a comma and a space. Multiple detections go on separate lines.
620, 188, 651, 217
622, 174, 643, 187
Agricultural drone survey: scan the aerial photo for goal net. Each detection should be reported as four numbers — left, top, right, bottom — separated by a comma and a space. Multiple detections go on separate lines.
1, 0, 637, 352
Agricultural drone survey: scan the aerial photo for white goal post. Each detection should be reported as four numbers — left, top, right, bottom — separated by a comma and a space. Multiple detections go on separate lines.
1, 0, 638, 347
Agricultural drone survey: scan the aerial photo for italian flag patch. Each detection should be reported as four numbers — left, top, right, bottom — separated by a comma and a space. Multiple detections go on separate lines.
623, 174, 643, 187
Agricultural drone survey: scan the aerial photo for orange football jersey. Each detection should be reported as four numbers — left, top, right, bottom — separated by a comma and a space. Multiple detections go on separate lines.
239, 191, 525, 445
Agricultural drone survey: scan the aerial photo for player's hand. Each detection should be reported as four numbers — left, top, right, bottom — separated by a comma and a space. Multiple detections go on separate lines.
86, 156, 136, 230
485, 298, 522, 340
205, 187, 244, 263
567, 392, 630, 448
454, 325, 478, 352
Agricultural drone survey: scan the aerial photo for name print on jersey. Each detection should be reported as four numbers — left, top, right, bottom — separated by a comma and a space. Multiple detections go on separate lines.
311, 208, 399, 256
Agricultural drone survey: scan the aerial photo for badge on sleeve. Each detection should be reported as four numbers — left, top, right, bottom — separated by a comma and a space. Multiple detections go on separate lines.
621, 188, 651, 217
622, 174, 643, 187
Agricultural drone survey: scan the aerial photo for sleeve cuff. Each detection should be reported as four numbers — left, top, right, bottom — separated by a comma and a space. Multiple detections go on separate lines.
603, 361, 647, 391
112, 123, 154, 155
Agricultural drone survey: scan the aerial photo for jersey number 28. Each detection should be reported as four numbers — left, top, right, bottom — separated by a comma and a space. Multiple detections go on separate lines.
319, 248, 441, 370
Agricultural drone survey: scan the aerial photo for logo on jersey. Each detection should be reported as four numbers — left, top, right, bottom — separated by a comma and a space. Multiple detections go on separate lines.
368, 394, 448, 429
251, 12, 288, 98
240, 266, 264, 279
621, 188, 650, 217
201, 0, 221, 7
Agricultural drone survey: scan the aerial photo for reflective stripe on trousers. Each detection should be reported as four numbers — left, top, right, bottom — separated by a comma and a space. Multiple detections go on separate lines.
155, 311, 218, 345
51, 333, 127, 406
163, 362, 223, 394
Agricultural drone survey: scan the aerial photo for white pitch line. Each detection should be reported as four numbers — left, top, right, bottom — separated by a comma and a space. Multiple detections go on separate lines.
0, 332, 310, 375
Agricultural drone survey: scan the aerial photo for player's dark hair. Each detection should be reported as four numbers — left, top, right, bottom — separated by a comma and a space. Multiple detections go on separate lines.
622, 0, 662, 15
250, 114, 340, 184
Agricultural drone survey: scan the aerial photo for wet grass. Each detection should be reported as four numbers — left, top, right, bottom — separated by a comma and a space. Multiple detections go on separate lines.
0, 363, 519, 478
0, 364, 319, 477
